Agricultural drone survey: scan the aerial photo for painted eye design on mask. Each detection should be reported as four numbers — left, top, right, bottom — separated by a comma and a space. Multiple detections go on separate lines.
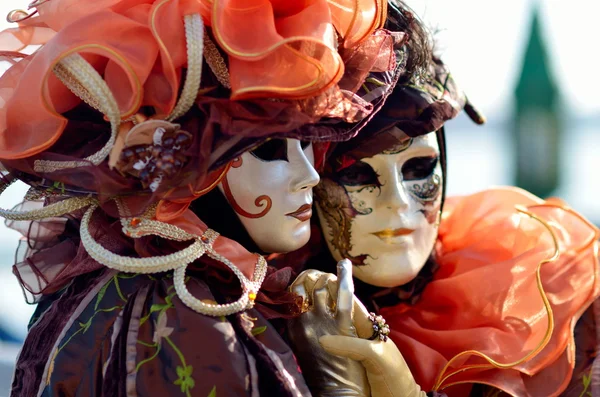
336, 161, 382, 193
250, 138, 288, 162
403, 156, 441, 204
401, 156, 438, 180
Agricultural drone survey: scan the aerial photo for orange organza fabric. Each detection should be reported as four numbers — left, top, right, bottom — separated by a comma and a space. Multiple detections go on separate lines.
0, 0, 386, 160
381, 187, 600, 397
0, 0, 197, 160
200, 0, 386, 100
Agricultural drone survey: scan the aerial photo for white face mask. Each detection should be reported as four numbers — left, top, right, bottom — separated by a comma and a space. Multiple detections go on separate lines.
218, 138, 320, 253
316, 130, 442, 287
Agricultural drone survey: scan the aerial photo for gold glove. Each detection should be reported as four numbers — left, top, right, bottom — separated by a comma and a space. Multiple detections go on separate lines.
287, 260, 370, 396
319, 265, 427, 397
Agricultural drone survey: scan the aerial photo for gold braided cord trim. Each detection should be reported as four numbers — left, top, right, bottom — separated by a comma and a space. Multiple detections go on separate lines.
80, 204, 210, 273
173, 263, 251, 317
206, 247, 267, 292
203, 29, 231, 89
124, 219, 197, 241
167, 14, 204, 122
114, 198, 156, 223
23, 187, 50, 201
114, 199, 195, 241
34, 53, 121, 173
0, 196, 95, 221
53, 62, 104, 114
432, 205, 560, 391
174, 252, 267, 317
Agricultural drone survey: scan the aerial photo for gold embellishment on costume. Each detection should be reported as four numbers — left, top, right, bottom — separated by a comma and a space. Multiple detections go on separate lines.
0, 180, 95, 220
432, 205, 560, 391
0, 184, 265, 316
174, 252, 267, 317
6, 9, 36, 23
203, 31, 231, 89
114, 198, 267, 316
35, 53, 121, 173
53, 62, 105, 115
81, 204, 208, 273
167, 14, 204, 122
35, 13, 204, 177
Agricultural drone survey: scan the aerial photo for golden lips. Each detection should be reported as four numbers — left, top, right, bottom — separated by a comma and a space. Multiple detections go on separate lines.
371, 228, 414, 242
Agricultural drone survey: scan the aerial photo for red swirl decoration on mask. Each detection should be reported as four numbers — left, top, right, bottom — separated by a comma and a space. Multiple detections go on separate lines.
222, 157, 272, 219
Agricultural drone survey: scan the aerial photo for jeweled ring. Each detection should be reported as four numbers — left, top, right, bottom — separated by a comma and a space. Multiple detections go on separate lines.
367, 312, 390, 342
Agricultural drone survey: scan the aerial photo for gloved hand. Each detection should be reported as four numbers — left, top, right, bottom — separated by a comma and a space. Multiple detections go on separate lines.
287, 260, 370, 396
318, 262, 427, 397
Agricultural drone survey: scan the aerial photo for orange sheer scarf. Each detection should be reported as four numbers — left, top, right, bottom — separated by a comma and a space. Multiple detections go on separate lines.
381, 187, 600, 397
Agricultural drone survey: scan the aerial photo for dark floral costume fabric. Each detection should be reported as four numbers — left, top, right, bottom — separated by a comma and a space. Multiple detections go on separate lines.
13, 269, 310, 397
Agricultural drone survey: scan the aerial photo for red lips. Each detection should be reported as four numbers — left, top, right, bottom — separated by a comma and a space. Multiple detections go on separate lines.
286, 204, 312, 222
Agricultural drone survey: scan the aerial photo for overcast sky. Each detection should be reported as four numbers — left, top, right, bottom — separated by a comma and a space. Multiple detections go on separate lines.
409, 0, 600, 119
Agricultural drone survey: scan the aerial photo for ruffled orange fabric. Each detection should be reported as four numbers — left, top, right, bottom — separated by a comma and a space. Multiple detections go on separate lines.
200, 0, 386, 99
380, 187, 600, 397
0, 0, 388, 161
0, 0, 203, 160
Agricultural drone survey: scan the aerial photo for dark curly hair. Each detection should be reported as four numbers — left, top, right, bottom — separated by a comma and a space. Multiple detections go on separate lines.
386, 0, 433, 83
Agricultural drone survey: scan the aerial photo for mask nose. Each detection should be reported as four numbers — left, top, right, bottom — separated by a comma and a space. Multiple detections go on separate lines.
377, 166, 410, 213
289, 141, 320, 193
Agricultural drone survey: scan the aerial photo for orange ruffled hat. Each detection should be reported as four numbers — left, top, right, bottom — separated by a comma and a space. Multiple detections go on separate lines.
200, 0, 387, 100
0, 0, 388, 162
381, 187, 600, 397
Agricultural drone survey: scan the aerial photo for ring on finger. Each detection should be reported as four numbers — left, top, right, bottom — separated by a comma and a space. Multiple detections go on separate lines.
367, 312, 390, 342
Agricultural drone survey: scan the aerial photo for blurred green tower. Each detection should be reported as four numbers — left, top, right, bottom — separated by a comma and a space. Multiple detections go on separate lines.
513, 5, 562, 198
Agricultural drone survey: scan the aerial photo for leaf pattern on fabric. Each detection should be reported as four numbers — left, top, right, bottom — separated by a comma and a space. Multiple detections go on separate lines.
46, 273, 140, 386
135, 284, 196, 395
175, 364, 195, 394
153, 312, 174, 345
581, 371, 592, 397
251, 325, 267, 336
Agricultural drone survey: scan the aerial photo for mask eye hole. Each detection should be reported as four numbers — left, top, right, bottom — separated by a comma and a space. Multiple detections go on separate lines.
402, 156, 438, 181
250, 139, 288, 162
336, 161, 381, 187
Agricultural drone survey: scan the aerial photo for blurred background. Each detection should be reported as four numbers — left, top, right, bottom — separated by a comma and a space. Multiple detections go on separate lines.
0, 0, 598, 394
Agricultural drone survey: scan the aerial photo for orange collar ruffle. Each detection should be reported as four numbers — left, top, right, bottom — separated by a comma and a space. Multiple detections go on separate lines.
380, 187, 600, 397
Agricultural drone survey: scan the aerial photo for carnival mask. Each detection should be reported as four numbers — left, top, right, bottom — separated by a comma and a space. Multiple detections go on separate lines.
316, 130, 442, 287
218, 138, 319, 253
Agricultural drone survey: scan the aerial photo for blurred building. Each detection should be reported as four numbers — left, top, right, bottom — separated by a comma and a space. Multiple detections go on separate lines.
513, 6, 562, 198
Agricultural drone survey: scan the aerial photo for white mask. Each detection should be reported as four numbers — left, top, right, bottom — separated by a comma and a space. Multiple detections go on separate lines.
316, 130, 442, 288
218, 138, 320, 253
